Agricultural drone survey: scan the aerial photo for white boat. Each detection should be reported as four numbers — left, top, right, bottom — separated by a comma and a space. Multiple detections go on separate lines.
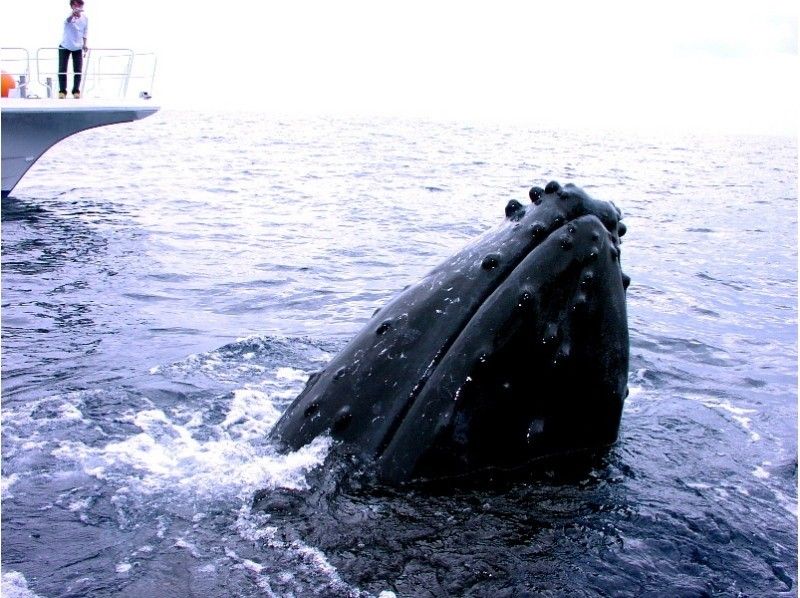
1, 47, 159, 197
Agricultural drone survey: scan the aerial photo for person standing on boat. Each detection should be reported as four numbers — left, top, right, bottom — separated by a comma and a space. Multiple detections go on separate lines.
58, 0, 88, 99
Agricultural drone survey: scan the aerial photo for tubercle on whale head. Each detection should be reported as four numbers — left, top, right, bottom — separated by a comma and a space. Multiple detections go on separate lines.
501, 180, 629, 290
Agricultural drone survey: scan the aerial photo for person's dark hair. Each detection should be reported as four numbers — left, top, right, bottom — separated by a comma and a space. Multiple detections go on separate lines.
71, 0, 85, 6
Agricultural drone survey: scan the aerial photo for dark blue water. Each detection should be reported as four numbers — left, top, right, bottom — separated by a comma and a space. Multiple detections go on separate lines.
2, 111, 797, 597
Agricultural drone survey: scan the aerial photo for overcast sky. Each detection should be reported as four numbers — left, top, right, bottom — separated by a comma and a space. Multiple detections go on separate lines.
2, 1, 798, 134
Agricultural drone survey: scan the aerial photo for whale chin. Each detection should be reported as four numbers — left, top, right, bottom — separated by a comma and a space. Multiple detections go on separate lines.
269, 181, 630, 485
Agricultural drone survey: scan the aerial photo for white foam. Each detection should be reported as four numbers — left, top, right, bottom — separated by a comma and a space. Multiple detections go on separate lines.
271, 386, 306, 401
220, 389, 282, 439
59, 402, 84, 421
222, 547, 274, 593
174, 538, 202, 558
709, 400, 756, 417
156, 347, 281, 383
275, 367, 311, 382
752, 464, 771, 479
730, 415, 761, 442
626, 385, 643, 401
68, 497, 92, 512
1, 571, 44, 598
2, 473, 20, 499
234, 504, 278, 543
156, 516, 169, 538
234, 504, 364, 596
5, 368, 346, 594
240, 559, 265, 574
50, 399, 332, 503
775, 487, 799, 518
699, 397, 762, 442
685, 481, 712, 490
291, 542, 351, 589
255, 576, 280, 598
21, 440, 48, 451
3, 394, 86, 426
169, 405, 205, 429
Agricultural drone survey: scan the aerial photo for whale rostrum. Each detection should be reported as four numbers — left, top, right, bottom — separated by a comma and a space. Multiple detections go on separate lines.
269, 181, 629, 485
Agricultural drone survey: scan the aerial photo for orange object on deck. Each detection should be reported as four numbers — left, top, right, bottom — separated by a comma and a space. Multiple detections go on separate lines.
1, 71, 17, 97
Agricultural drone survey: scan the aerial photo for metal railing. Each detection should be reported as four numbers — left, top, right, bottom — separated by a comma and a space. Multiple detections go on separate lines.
1, 47, 156, 100
0, 47, 31, 97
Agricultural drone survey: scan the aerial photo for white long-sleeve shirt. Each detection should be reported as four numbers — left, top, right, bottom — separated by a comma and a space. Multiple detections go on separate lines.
61, 14, 88, 51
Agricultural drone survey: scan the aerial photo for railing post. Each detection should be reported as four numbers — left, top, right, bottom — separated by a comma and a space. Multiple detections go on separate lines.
80, 48, 90, 95
19, 74, 27, 98
122, 50, 133, 97
46, 76, 53, 98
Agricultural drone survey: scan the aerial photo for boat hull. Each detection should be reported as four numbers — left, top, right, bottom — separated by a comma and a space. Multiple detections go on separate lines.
1, 98, 159, 196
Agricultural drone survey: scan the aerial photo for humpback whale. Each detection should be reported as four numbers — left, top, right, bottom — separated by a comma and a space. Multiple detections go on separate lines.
269, 181, 629, 485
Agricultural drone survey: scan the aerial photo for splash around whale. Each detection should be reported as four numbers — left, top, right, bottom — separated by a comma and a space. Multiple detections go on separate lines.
269, 181, 629, 486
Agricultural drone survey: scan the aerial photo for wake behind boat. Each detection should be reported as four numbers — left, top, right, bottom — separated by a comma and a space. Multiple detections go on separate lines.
1, 47, 159, 197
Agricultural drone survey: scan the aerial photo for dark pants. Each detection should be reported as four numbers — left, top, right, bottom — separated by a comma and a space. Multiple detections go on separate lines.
58, 47, 83, 94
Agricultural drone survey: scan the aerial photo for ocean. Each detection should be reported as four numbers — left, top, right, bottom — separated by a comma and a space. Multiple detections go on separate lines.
1, 110, 797, 597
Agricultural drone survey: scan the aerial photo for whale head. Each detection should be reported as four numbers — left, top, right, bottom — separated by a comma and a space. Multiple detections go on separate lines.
270, 181, 629, 485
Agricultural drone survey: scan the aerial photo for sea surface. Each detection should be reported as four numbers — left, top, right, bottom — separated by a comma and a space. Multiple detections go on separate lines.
1, 110, 797, 597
